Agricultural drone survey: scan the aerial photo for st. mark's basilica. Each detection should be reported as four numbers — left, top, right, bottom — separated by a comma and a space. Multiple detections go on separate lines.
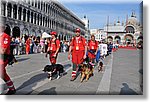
104, 11, 143, 46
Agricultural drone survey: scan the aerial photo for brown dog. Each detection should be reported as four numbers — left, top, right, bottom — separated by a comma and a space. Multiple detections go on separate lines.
80, 64, 93, 82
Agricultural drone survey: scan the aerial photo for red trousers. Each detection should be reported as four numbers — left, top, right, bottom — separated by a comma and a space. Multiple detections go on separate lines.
49, 52, 58, 64
26, 45, 30, 54
0, 60, 15, 91
72, 50, 85, 64
71, 50, 85, 78
88, 51, 96, 59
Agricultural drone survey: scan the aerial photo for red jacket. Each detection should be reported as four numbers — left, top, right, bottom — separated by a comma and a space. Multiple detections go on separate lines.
48, 39, 60, 52
0, 33, 10, 54
70, 36, 87, 51
88, 40, 98, 50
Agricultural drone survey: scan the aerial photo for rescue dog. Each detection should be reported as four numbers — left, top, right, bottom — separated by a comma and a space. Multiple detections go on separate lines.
98, 61, 103, 72
80, 63, 94, 83
43, 64, 65, 80
98, 56, 104, 72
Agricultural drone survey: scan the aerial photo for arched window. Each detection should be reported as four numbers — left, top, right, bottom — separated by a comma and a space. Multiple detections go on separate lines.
126, 26, 135, 34
38, 1, 40, 9
40, 15, 42, 26
48, 19, 49, 28
1, 3, 5, 16
23, 9, 26, 21
7, 3, 12, 18
45, 17, 47, 27
31, 12, 33, 23
18, 7, 22, 20
31, 0, 34, 6
37, 14, 40, 25
35, 0, 37, 8
46, 4, 48, 13
34, 13, 36, 24
43, 17, 45, 26
28, 0, 30, 5
41, 1, 43, 11
27, 10, 30, 22
43, 2, 45, 12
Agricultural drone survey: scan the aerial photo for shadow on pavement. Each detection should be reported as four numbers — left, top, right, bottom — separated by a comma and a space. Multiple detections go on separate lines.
63, 63, 71, 69
139, 69, 143, 75
38, 87, 57, 95
16, 73, 47, 91
17, 58, 30, 62
119, 83, 139, 95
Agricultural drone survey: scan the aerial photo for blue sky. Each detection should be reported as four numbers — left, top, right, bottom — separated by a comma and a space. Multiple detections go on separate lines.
58, 0, 142, 29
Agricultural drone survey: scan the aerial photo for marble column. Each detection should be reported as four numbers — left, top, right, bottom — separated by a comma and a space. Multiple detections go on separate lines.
11, 5, 14, 18
5, 3, 8, 17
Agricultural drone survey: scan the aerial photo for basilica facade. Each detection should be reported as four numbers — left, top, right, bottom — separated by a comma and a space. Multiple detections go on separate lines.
104, 12, 143, 45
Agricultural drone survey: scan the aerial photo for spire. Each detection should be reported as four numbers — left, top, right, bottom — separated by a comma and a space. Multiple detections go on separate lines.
126, 14, 128, 24
122, 21, 124, 26
131, 10, 136, 18
134, 11, 136, 18
114, 20, 116, 26
131, 11, 134, 17
117, 17, 120, 23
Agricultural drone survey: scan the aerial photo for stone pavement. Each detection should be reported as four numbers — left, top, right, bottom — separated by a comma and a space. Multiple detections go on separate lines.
0, 49, 143, 95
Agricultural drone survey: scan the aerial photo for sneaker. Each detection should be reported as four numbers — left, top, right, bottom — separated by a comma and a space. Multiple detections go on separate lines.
5, 89, 16, 95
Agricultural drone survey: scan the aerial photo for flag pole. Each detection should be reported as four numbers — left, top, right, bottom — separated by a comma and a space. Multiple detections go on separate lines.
107, 16, 109, 43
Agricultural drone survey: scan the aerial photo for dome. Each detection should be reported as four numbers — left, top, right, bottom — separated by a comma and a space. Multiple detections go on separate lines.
128, 17, 138, 25
127, 12, 138, 26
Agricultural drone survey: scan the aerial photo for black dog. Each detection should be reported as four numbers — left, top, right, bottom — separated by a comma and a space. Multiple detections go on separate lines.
43, 64, 65, 80
98, 62, 103, 72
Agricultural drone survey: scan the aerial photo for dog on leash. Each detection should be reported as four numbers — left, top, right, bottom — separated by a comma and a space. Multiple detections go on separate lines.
98, 61, 103, 72
98, 55, 104, 72
43, 64, 65, 80
80, 63, 94, 83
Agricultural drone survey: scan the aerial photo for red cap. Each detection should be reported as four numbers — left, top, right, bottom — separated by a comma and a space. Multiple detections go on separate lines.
50, 31, 57, 35
75, 28, 81, 33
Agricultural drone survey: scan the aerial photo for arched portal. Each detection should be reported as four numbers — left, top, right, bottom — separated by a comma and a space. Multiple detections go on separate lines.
22, 28, 29, 36
137, 36, 143, 43
31, 29, 36, 36
107, 36, 113, 43
12, 26, 20, 38
124, 34, 134, 45
114, 36, 121, 44
37, 30, 41, 37
4, 24, 11, 36
125, 26, 135, 34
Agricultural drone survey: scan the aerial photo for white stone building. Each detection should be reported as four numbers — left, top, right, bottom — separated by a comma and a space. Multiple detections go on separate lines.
104, 12, 142, 45
0, 0, 86, 41
81, 15, 90, 40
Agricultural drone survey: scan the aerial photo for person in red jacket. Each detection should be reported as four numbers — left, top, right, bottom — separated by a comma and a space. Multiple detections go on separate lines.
68, 28, 87, 81
25, 37, 30, 55
88, 35, 98, 64
46, 31, 60, 65
0, 24, 16, 95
